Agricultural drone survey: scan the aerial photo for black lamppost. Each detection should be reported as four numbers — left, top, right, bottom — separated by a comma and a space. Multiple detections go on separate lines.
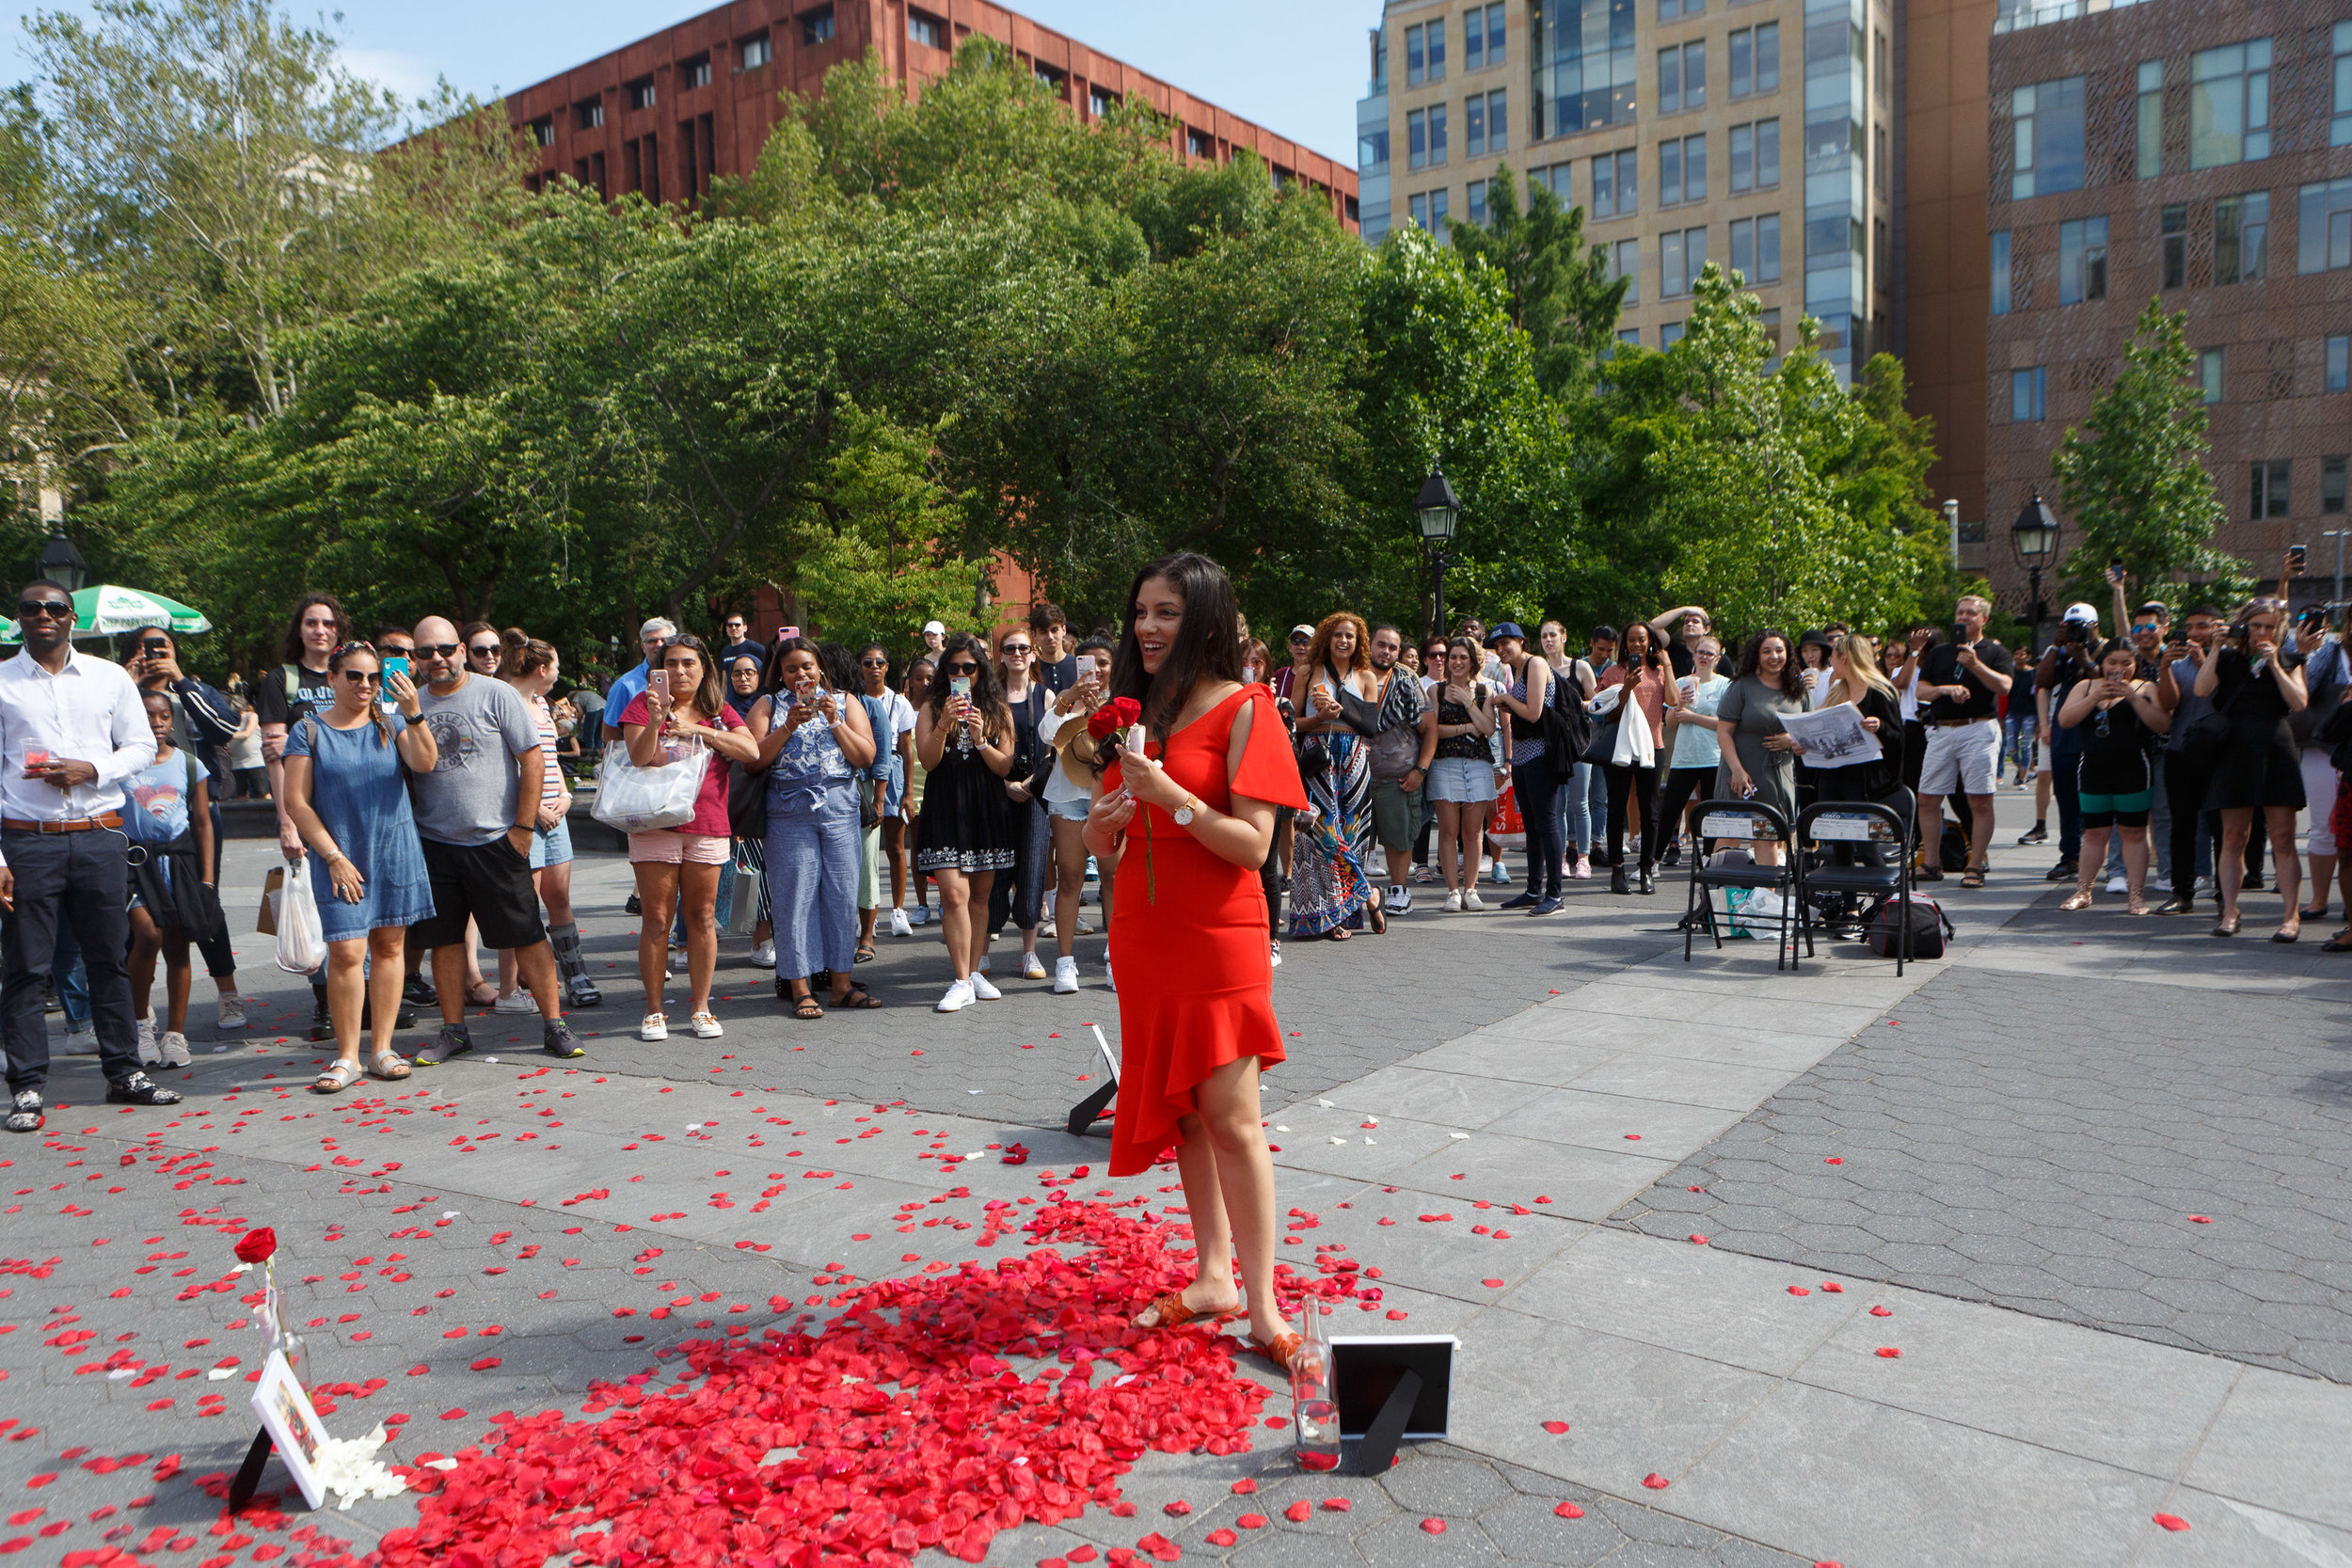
37, 525, 87, 594
2011, 488, 2060, 655
1415, 467, 1461, 640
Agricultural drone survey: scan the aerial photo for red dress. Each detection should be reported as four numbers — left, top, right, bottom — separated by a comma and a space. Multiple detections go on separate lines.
1102, 685, 1309, 1177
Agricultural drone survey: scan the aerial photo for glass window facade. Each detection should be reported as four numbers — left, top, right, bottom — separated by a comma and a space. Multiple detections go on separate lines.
2298, 179, 2352, 274
1804, 0, 1869, 377
2161, 203, 2186, 288
2216, 192, 2267, 284
2137, 60, 2162, 179
1730, 213, 1782, 281
1990, 230, 2010, 314
1536, 0, 1640, 136
2058, 216, 2107, 304
1591, 147, 1639, 217
2190, 40, 2270, 169
2201, 348, 2223, 404
2335, 22, 2352, 148
2251, 459, 2290, 519
2012, 76, 2085, 198
2011, 366, 2046, 421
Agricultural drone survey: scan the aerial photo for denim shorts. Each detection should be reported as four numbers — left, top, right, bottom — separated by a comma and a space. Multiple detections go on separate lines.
1426, 756, 1497, 803
1047, 796, 1090, 823
529, 815, 574, 869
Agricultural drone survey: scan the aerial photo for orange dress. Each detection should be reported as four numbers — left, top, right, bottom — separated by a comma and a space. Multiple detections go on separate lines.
1102, 685, 1309, 1177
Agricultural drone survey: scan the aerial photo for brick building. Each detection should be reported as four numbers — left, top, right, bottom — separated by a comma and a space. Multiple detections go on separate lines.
1984, 0, 2352, 610
503, 0, 1357, 231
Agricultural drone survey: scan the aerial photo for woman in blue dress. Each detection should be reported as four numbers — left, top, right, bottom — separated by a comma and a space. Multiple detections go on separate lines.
283, 641, 438, 1092
749, 638, 881, 1018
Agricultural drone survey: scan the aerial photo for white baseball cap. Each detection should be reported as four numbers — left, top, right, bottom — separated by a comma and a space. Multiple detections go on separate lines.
2062, 602, 2100, 626
921, 620, 946, 636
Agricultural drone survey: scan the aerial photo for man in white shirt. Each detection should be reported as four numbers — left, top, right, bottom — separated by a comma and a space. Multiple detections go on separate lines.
0, 580, 180, 1132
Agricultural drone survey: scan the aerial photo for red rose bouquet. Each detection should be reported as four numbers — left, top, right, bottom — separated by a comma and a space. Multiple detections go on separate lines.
1086, 698, 1155, 901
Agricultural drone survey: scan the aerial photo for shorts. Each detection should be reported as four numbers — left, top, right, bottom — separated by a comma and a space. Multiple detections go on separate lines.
627, 831, 731, 866
1919, 721, 2000, 797
2078, 789, 2152, 829
882, 754, 907, 817
409, 835, 546, 951
1370, 780, 1422, 852
529, 816, 574, 869
1426, 756, 1497, 803
1047, 796, 1091, 823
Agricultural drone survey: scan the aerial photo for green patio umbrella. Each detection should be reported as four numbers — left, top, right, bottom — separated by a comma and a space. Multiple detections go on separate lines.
0, 585, 214, 644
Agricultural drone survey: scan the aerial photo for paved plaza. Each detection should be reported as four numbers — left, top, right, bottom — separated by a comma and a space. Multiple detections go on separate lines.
3, 793, 2349, 1567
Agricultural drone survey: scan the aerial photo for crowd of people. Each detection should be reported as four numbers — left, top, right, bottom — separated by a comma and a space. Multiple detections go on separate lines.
5, 553, 2342, 1133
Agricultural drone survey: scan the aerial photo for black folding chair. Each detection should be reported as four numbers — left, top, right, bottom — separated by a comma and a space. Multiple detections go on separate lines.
1793, 788, 1916, 976
1682, 800, 1798, 970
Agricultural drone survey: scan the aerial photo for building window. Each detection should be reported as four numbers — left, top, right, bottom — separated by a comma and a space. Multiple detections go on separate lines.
1591, 148, 1639, 217
1467, 97, 1486, 158
2012, 77, 2084, 199
1990, 230, 2010, 314
909, 10, 945, 49
2011, 366, 2046, 421
800, 7, 834, 47
1618, 327, 1642, 347
1730, 213, 1781, 281
2161, 204, 2186, 288
1361, 126, 1391, 167
1661, 321, 1687, 347
1660, 0, 1703, 19
2191, 40, 2271, 169
1728, 23, 1778, 99
575, 100, 603, 131
530, 116, 555, 148
2251, 459, 2290, 519
1406, 23, 1426, 85
1429, 187, 1450, 240
1660, 135, 1706, 205
2215, 193, 2268, 284
2297, 179, 2352, 273
1408, 110, 1427, 170
1755, 119, 1779, 186
2325, 456, 2347, 515
1874, 122, 1888, 197
1429, 103, 1449, 166
1035, 65, 1066, 95
1761, 307, 1782, 353
1411, 18, 1445, 82
682, 56, 711, 90
1409, 192, 1428, 230
1659, 40, 1706, 115
1661, 225, 1708, 295
1613, 238, 1641, 302
1874, 216, 1889, 291
627, 77, 657, 110
2058, 216, 2108, 304
1486, 90, 1508, 150
1731, 122, 1753, 190
2334, 21, 2352, 147
2137, 60, 2162, 179
1186, 127, 1213, 159
1538, 0, 1640, 135
2201, 348, 2224, 404
1469, 179, 1489, 225
1091, 86, 1119, 118
1465, 3, 1505, 70
1486, 3, 1507, 68
1874, 29, 1890, 105
2329, 335, 2350, 392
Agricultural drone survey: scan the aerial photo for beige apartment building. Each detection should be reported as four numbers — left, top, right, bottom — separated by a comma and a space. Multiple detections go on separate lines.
1359, 0, 1901, 375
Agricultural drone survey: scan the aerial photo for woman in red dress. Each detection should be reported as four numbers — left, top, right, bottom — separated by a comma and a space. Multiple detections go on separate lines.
1085, 553, 1311, 1369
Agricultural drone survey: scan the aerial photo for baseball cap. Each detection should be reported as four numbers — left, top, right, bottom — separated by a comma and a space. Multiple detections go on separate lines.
1485, 621, 1529, 647
1290, 625, 1314, 640
921, 619, 946, 636
2062, 602, 2100, 626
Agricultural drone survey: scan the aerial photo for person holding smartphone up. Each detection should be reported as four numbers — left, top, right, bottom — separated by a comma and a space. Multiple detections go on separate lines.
2194, 598, 2309, 938
1038, 636, 1120, 990
1913, 594, 2015, 888
913, 633, 1017, 1012
750, 638, 880, 1018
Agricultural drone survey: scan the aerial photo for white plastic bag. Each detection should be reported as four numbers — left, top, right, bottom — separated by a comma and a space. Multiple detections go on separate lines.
591, 746, 708, 833
274, 863, 326, 974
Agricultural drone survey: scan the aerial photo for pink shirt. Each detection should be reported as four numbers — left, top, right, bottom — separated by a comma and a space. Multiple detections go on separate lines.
616, 696, 744, 836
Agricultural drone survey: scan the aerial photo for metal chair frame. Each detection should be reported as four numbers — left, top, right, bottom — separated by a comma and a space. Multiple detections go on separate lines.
1681, 799, 1799, 971
1792, 788, 1917, 977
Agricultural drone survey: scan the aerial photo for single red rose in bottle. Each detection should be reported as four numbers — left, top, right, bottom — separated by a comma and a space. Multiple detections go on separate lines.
233, 1228, 278, 1265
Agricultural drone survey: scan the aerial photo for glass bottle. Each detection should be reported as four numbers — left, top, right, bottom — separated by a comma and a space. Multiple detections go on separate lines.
1292, 1298, 1340, 1472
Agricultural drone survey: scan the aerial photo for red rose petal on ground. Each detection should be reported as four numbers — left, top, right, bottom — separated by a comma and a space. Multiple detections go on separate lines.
1817, 1561, 1845, 1567
1689, 1235, 1708, 1245
1284, 1500, 1311, 1522
1163, 1499, 1192, 1516
1875, 1347, 1901, 1358
437, 1408, 468, 1419
1385, 1309, 1408, 1320
2153, 1513, 2190, 1531
1136, 1531, 1181, 1560
1788, 1286, 1811, 1296
1642, 1473, 1670, 1490
1869, 1306, 1893, 1317
1820, 1282, 1844, 1293
1236, 1513, 1267, 1529
1540, 1420, 1570, 1433
1624, 1133, 1641, 1140
1204, 1530, 1237, 1547
1421, 1518, 1447, 1534
1322, 1497, 1350, 1512
2188, 1215, 2212, 1224
1482, 1277, 1506, 1288
1555, 1501, 1585, 1518
1231, 1478, 1257, 1495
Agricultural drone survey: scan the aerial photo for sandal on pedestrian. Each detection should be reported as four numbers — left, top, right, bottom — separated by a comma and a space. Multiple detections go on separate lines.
2058, 889, 2093, 911
368, 1051, 411, 1080
312, 1060, 364, 1095
2212, 915, 2241, 937
833, 982, 883, 1010
1326, 927, 1352, 942
1252, 1329, 1305, 1373
2324, 928, 2352, 952
2125, 895, 2151, 916
1369, 895, 1387, 935
854, 942, 877, 963
1134, 1287, 1237, 1330
791, 995, 824, 1021
1960, 866, 1987, 889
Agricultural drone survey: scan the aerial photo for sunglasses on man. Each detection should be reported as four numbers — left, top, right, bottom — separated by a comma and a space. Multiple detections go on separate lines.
417, 642, 462, 657
16, 599, 72, 621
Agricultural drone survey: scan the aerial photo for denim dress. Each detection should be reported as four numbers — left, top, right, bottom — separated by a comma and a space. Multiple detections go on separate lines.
764, 699, 862, 980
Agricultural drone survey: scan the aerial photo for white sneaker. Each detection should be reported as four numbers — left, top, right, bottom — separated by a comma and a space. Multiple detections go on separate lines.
639, 1013, 668, 1042
969, 974, 1003, 1002
1105, 960, 1116, 992
215, 997, 247, 1033
1022, 951, 1049, 980
159, 1031, 192, 1069
667, 945, 687, 976
1464, 888, 1485, 911
1269, 942, 1282, 968
2106, 875, 2128, 895
1389, 885, 1412, 915
2149, 876, 2172, 894
1053, 957, 1079, 993
889, 908, 913, 938
751, 940, 776, 968
135, 1012, 158, 1064
60, 1023, 98, 1055
1444, 888, 1463, 912
977, 953, 993, 974
689, 1011, 723, 1039
494, 990, 537, 1016
1075, 918, 1097, 935
935, 979, 974, 1013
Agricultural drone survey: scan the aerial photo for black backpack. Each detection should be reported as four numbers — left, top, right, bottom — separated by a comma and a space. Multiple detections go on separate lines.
1867, 895, 1954, 959
1540, 665, 1591, 764
1939, 816, 1969, 873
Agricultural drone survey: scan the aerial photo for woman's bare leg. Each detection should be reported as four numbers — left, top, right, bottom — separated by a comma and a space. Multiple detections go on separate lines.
634, 862, 681, 1013
679, 862, 722, 1013
935, 869, 974, 980
1196, 1055, 1290, 1346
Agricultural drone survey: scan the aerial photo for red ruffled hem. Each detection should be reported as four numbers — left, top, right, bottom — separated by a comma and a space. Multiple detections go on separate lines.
1107, 987, 1287, 1177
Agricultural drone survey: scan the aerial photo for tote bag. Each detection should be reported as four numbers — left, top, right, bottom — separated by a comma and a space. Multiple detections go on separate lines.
591, 744, 708, 833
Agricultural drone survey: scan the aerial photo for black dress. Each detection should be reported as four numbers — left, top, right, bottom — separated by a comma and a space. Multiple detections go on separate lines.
1808, 688, 1906, 804
914, 713, 1016, 873
2202, 648, 2306, 811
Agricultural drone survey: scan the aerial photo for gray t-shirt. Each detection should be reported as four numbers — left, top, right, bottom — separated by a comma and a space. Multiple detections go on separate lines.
412, 673, 540, 846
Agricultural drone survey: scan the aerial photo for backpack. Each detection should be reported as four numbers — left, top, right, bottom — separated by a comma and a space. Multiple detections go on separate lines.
1867, 894, 1953, 960
1541, 665, 1592, 764
1939, 816, 1969, 873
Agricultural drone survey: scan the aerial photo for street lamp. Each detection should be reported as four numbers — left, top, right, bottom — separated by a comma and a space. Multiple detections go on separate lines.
37, 525, 87, 595
1415, 467, 1461, 640
2010, 488, 2061, 654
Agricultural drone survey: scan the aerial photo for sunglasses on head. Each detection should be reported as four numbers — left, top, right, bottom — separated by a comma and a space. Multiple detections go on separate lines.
16, 599, 72, 621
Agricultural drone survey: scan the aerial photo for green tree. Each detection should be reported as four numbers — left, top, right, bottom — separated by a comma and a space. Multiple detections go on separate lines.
1445, 166, 1628, 396
2051, 298, 2239, 606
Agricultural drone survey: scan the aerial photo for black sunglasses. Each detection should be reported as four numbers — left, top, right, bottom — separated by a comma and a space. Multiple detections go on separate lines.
418, 642, 461, 657
16, 599, 72, 620
860, 657, 889, 667
943, 661, 979, 675
999, 642, 1032, 654
468, 642, 501, 657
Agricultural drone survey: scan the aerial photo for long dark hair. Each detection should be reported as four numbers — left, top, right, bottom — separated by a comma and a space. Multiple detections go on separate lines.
925, 632, 1011, 741
764, 635, 827, 696
656, 634, 726, 720
1109, 552, 1245, 744
1620, 620, 1668, 674
279, 594, 351, 666
1737, 628, 1808, 704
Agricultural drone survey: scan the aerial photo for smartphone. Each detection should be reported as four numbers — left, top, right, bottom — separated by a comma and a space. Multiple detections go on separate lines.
2289, 544, 2309, 575
949, 675, 972, 700
648, 670, 670, 705
1950, 623, 1969, 650
382, 654, 409, 684
141, 636, 168, 657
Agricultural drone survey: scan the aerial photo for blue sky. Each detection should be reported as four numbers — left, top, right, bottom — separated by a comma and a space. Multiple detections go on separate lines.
7, 0, 1376, 165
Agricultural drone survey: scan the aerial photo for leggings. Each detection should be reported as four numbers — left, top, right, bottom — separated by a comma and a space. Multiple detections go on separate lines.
1263, 806, 1293, 940
1514, 752, 1564, 897
1601, 760, 1664, 871
1653, 767, 1715, 857
986, 797, 1051, 937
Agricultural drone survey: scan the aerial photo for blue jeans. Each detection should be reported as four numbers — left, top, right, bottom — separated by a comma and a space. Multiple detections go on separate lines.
1585, 760, 1611, 855
2003, 711, 2037, 782
1561, 760, 1593, 853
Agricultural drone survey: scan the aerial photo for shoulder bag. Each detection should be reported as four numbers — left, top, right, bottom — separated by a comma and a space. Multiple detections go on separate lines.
728, 695, 775, 841
595, 736, 708, 833
1581, 684, 1624, 766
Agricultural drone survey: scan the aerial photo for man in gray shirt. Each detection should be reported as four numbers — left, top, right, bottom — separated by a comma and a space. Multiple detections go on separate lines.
405, 616, 580, 1063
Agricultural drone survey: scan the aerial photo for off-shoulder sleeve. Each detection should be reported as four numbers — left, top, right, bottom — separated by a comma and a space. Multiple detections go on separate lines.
1231, 687, 1309, 810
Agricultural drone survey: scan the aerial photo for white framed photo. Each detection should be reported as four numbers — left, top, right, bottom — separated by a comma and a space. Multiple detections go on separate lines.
249, 1348, 329, 1509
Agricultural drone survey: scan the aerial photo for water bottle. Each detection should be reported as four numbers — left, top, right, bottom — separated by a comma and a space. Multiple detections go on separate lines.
1291, 1299, 1340, 1472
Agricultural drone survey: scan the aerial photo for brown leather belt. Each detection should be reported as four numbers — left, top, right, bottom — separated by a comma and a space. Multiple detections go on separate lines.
1929, 718, 1990, 727
2, 814, 122, 833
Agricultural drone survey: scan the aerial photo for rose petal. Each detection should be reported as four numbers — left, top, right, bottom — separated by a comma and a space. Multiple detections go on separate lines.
1555, 1501, 1585, 1518
1540, 1420, 1569, 1433
1869, 1306, 1893, 1318
1284, 1500, 1311, 1522
1875, 1347, 1901, 1358
1642, 1473, 1670, 1490
1236, 1513, 1267, 1529
1421, 1518, 1447, 1534
1204, 1530, 1238, 1547
2153, 1513, 2191, 1532
1322, 1497, 1351, 1512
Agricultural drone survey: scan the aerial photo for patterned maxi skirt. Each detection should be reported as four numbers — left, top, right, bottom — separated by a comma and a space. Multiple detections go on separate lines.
1290, 731, 1373, 937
